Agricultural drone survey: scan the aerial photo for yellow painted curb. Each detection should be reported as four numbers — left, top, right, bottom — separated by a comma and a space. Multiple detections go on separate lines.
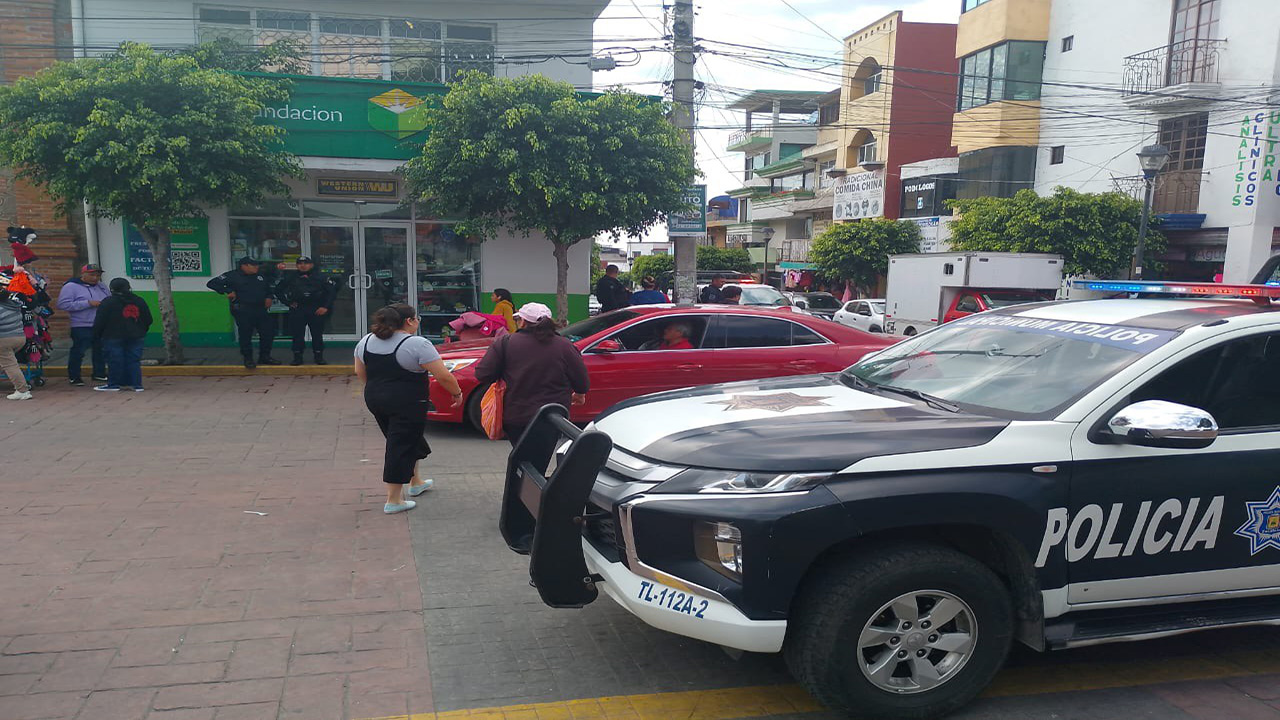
40, 364, 349, 378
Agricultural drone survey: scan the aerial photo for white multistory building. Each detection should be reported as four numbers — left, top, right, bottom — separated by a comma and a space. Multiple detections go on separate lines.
1035, 0, 1280, 282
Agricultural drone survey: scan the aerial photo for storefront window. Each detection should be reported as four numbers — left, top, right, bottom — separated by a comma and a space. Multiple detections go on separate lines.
229, 217, 303, 336
415, 223, 480, 337
302, 201, 359, 219
359, 203, 414, 220
229, 199, 300, 218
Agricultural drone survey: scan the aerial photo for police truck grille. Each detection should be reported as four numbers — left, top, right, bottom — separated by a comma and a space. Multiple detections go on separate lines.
583, 502, 625, 562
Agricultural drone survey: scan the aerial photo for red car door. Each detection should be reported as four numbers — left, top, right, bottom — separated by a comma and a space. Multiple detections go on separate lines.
704, 314, 840, 383
573, 315, 715, 421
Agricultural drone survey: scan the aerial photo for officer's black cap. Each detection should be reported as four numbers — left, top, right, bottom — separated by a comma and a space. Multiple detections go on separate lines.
237, 256, 259, 266
296, 256, 314, 264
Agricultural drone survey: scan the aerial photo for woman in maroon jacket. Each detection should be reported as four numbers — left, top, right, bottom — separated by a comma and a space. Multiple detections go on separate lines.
474, 302, 589, 444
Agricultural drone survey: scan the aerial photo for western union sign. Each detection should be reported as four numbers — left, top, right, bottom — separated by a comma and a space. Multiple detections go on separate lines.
316, 178, 400, 197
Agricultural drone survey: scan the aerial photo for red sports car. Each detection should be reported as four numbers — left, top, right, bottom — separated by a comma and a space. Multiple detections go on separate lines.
427, 304, 897, 427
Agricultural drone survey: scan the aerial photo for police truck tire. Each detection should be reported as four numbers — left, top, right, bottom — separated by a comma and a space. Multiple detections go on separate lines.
465, 384, 489, 431
869, 325, 882, 334
785, 543, 1012, 720
903, 327, 918, 336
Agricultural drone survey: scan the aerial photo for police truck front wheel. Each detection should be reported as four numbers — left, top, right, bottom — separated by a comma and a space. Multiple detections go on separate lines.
785, 543, 1013, 720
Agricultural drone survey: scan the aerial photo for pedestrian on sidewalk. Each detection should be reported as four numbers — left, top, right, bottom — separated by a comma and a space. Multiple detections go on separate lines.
92, 278, 152, 392
594, 265, 630, 313
207, 257, 278, 369
491, 288, 517, 333
474, 302, 589, 446
277, 256, 338, 366
0, 289, 32, 400
354, 303, 464, 515
630, 276, 669, 305
56, 263, 110, 386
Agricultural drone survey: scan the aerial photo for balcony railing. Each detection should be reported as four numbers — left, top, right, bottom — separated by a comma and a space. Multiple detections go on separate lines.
727, 127, 774, 148
1111, 170, 1203, 214
1122, 38, 1225, 96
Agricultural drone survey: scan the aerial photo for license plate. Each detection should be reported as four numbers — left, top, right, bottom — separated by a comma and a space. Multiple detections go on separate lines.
636, 580, 708, 619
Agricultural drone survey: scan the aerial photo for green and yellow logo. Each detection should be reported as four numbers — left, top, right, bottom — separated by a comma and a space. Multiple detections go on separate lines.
368, 89, 436, 140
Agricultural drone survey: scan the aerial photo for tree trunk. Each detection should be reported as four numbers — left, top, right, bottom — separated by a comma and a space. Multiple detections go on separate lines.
552, 240, 570, 325
137, 225, 185, 365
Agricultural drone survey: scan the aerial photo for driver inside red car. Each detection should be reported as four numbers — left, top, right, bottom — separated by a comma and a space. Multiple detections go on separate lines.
659, 321, 694, 350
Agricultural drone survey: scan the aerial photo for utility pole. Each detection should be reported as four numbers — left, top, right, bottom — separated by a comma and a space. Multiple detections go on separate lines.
670, 0, 698, 303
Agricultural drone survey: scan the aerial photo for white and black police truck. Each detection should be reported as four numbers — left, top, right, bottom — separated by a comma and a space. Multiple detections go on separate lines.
501, 268, 1280, 720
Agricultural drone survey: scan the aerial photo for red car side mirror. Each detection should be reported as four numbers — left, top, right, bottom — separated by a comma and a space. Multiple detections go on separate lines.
593, 339, 623, 353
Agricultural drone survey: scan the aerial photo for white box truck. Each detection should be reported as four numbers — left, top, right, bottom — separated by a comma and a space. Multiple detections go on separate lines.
884, 252, 1064, 336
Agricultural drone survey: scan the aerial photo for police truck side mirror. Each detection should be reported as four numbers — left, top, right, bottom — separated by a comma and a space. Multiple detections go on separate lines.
1105, 399, 1218, 450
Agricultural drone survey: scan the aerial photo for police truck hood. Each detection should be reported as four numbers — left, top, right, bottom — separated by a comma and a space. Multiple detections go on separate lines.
592, 375, 1009, 473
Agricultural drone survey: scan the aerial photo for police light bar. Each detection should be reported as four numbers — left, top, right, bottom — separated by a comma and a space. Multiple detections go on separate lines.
1072, 279, 1280, 300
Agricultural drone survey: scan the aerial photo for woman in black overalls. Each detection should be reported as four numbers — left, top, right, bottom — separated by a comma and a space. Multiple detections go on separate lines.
355, 304, 463, 514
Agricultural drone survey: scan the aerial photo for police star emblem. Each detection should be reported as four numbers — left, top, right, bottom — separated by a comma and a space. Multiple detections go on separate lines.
709, 392, 830, 413
1234, 486, 1280, 555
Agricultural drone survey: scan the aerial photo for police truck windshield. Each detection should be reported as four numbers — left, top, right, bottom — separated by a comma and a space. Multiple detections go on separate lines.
844, 314, 1178, 419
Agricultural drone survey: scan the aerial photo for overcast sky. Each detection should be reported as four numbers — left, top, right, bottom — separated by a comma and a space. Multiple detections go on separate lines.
591, 0, 960, 243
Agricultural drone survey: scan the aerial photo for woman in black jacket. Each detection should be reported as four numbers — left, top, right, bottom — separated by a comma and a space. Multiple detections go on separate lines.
92, 278, 153, 392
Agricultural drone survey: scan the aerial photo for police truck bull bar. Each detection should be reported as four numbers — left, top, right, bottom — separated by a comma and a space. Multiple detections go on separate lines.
499, 404, 613, 609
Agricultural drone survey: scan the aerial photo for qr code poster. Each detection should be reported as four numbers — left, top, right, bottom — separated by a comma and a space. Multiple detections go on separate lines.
124, 218, 212, 279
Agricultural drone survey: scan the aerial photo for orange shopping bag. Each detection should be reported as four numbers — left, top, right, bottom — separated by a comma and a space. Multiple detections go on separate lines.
480, 380, 506, 440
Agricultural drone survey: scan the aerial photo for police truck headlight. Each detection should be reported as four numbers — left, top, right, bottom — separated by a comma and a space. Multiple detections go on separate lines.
694, 521, 743, 579
656, 469, 831, 494
442, 359, 476, 372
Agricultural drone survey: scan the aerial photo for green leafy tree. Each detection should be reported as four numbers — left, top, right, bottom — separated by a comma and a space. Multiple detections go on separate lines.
591, 242, 604, 286
629, 253, 673, 290
173, 36, 308, 74
809, 218, 922, 295
403, 73, 698, 322
946, 187, 1164, 278
696, 246, 755, 275
0, 43, 302, 364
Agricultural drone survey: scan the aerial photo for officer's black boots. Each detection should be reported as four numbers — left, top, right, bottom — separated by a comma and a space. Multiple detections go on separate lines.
292, 352, 304, 366
314, 353, 328, 366
260, 356, 282, 366
244, 358, 257, 370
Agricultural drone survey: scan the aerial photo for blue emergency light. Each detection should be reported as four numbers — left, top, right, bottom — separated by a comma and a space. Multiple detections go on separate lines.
1072, 279, 1280, 301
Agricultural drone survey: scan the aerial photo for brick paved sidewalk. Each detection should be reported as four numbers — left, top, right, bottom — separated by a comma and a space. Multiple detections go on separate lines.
0, 377, 440, 720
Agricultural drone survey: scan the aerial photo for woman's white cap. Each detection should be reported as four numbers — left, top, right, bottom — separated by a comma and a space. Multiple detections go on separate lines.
515, 302, 552, 323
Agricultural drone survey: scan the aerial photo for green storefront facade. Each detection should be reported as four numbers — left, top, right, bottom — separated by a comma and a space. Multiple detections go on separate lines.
94, 73, 591, 348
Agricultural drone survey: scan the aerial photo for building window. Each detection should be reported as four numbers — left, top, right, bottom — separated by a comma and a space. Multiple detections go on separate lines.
858, 135, 878, 165
1159, 113, 1208, 171
197, 7, 495, 82
956, 146, 1038, 200
745, 151, 771, 180
958, 41, 1047, 111
819, 102, 840, 126
1061, 35, 1074, 52
962, 0, 992, 11
1050, 145, 1065, 164
818, 159, 836, 188
863, 71, 882, 95
771, 173, 805, 193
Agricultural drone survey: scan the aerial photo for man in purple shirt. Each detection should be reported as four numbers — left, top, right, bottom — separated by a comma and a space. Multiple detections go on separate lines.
56, 263, 110, 386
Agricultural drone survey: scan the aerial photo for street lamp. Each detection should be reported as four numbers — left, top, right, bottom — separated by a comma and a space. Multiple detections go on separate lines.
761, 227, 776, 287
1133, 144, 1170, 281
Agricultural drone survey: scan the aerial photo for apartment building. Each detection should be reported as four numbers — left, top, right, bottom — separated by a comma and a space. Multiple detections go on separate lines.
1035, 0, 1280, 282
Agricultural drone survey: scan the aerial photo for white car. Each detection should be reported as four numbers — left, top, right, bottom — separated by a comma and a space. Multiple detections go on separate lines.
588, 294, 601, 316
834, 298, 886, 333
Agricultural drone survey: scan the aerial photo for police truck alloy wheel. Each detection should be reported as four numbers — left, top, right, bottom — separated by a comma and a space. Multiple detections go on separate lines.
785, 544, 1012, 720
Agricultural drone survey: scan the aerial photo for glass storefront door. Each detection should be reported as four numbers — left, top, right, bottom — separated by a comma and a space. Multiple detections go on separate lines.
305, 222, 360, 337
362, 225, 412, 310
303, 221, 413, 339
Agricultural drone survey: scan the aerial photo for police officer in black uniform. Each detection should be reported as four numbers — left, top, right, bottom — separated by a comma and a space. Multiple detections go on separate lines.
277, 256, 338, 366
207, 257, 278, 369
